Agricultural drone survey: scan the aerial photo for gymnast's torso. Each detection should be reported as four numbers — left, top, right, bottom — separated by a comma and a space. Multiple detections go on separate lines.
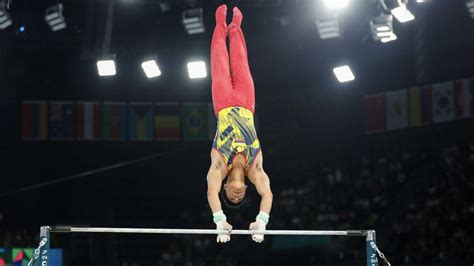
212, 106, 261, 174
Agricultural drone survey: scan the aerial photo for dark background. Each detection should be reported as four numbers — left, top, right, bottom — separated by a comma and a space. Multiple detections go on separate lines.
0, 0, 473, 265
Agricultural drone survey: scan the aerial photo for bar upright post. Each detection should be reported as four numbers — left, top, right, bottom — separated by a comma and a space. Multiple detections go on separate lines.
366, 230, 378, 266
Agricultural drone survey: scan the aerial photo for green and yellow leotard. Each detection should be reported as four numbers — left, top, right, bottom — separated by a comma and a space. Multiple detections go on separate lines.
212, 106, 261, 174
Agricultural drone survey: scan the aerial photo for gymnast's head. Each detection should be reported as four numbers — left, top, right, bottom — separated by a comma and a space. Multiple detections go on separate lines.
221, 161, 248, 208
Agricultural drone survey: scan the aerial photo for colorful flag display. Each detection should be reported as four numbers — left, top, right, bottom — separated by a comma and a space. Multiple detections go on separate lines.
49, 101, 74, 140
365, 94, 387, 133
21, 101, 48, 140
386, 90, 408, 130
453, 79, 473, 119
182, 103, 208, 141
102, 102, 128, 141
432, 82, 454, 123
154, 103, 180, 141
12, 248, 33, 266
408, 86, 432, 127
0, 248, 11, 266
76, 102, 101, 141
365, 78, 474, 133
129, 102, 154, 141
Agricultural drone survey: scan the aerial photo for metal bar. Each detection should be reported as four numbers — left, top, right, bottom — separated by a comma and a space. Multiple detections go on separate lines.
49, 226, 368, 236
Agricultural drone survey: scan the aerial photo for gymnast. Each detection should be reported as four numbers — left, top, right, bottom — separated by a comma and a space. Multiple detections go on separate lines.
206, 5, 273, 244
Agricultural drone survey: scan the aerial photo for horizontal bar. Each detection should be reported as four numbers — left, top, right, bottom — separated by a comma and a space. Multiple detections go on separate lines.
49, 226, 368, 236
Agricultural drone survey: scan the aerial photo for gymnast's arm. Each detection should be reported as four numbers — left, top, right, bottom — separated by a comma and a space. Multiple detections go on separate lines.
207, 173, 223, 213
253, 170, 273, 215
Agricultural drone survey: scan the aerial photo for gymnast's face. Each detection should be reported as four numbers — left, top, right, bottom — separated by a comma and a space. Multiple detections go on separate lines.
224, 167, 247, 203
224, 180, 247, 203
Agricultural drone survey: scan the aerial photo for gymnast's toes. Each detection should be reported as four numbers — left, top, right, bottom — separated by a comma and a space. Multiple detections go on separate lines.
216, 4, 227, 24
231, 7, 243, 27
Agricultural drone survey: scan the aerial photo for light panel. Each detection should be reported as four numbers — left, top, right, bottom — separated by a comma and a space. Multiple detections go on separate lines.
0, 2, 12, 30
45, 3, 67, 32
97, 59, 117, 77
187, 61, 207, 79
333, 65, 355, 83
391, 5, 415, 23
324, 0, 350, 10
316, 14, 340, 39
141, 59, 162, 78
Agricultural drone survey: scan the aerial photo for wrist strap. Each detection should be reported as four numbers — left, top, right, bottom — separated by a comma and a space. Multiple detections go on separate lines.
256, 211, 270, 224
213, 210, 226, 223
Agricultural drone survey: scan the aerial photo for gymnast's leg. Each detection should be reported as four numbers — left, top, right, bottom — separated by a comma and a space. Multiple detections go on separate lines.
229, 7, 255, 112
211, 4, 233, 113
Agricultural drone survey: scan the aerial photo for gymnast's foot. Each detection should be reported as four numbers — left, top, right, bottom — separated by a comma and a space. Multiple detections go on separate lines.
216, 4, 227, 25
230, 7, 243, 27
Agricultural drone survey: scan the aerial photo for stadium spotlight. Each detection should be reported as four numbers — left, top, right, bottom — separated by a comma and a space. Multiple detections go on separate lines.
467, 0, 474, 18
97, 56, 117, 77
187, 61, 207, 79
380, 32, 397, 43
390, 0, 415, 23
182, 8, 205, 35
333, 65, 355, 83
45, 3, 66, 31
141, 56, 162, 78
370, 13, 397, 43
0, 0, 13, 30
316, 14, 340, 39
324, 0, 350, 10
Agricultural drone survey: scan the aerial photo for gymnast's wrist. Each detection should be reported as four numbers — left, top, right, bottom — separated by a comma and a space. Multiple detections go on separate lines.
213, 210, 227, 223
256, 211, 270, 225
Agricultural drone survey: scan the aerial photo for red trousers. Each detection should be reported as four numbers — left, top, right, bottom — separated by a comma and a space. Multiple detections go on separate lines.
211, 23, 255, 116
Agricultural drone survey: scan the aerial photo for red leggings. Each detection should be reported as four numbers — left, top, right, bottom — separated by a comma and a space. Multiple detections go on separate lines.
211, 23, 255, 116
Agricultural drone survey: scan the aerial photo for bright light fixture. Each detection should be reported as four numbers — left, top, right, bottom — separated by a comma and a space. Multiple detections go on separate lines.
381, 33, 398, 43
141, 59, 162, 78
333, 65, 355, 83
0, 1, 12, 30
97, 58, 117, 76
391, 5, 415, 23
324, 0, 350, 10
376, 26, 391, 32
316, 14, 340, 39
187, 61, 207, 79
45, 3, 67, 31
370, 14, 395, 43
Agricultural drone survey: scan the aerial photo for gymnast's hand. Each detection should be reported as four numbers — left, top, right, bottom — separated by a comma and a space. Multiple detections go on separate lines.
213, 211, 232, 243
249, 211, 270, 243
215, 220, 232, 243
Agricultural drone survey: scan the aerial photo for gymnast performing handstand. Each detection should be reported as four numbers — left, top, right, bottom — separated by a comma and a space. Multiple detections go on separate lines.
206, 5, 273, 244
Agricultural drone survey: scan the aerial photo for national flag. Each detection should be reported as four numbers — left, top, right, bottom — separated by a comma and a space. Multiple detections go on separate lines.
49, 101, 74, 140
129, 102, 154, 141
208, 103, 217, 140
364, 94, 387, 133
432, 82, 454, 123
102, 102, 128, 141
409, 86, 432, 127
182, 103, 208, 141
386, 90, 408, 130
453, 79, 473, 119
21, 101, 48, 140
76, 101, 101, 141
0, 248, 11, 266
12, 248, 33, 266
154, 103, 180, 141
